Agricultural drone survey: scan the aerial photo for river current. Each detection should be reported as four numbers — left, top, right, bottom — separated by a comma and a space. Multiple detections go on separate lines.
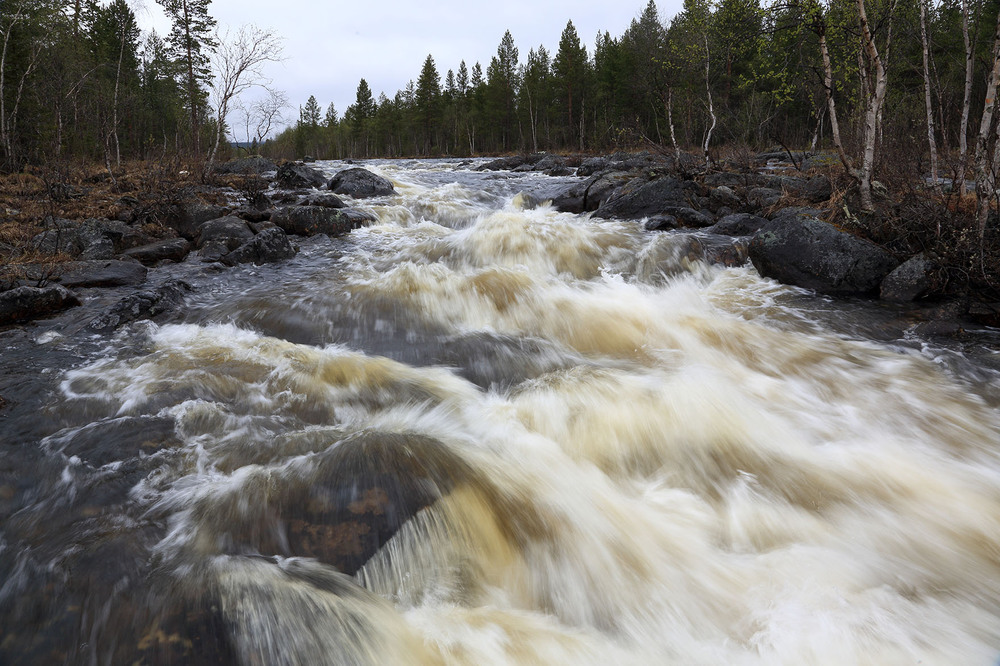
3, 159, 1000, 664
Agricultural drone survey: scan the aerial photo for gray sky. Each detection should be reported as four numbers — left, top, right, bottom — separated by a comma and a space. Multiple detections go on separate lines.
137, 1, 683, 135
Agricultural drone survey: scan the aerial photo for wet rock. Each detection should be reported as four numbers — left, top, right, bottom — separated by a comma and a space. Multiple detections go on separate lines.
576, 156, 610, 177
801, 152, 840, 171
79, 237, 114, 260
660, 205, 714, 228
644, 215, 680, 231
222, 227, 298, 266
551, 170, 631, 214
122, 238, 192, 265
771, 206, 825, 221
231, 207, 272, 223
165, 201, 228, 240
214, 156, 277, 175
271, 206, 373, 237
328, 168, 395, 198
55, 260, 148, 288
89, 279, 191, 331
880, 254, 940, 302
968, 301, 1000, 327
476, 154, 542, 171
195, 216, 255, 251
0, 284, 80, 325
301, 193, 347, 208
31, 219, 84, 255
276, 162, 328, 189
593, 175, 696, 220
749, 216, 897, 296
705, 213, 769, 236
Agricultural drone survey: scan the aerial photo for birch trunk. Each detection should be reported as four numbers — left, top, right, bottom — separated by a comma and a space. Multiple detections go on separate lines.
974, 9, 1000, 237
920, 0, 939, 194
703, 34, 716, 168
958, 0, 974, 194
855, 0, 891, 212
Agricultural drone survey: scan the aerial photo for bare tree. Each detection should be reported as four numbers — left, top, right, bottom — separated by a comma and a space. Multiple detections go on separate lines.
920, 0, 940, 196
957, 0, 975, 195
974, 8, 1000, 237
855, 0, 895, 212
238, 88, 288, 150
205, 24, 283, 175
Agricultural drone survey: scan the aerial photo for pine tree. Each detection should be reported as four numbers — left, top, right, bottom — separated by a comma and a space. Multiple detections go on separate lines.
156, 0, 217, 156
553, 20, 589, 149
415, 54, 440, 153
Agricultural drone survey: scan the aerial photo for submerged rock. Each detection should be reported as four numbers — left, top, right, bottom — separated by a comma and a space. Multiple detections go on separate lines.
749, 216, 897, 296
328, 168, 395, 198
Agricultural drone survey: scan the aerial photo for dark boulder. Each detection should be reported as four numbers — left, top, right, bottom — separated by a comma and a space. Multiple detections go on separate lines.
747, 187, 782, 209
328, 168, 395, 198
89, 279, 191, 331
592, 176, 696, 220
271, 206, 374, 237
576, 157, 610, 177
748, 216, 897, 296
301, 193, 347, 208
551, 171, 631, 214
195, 216, 254, 251
705, 213, 769, 236
880, 254, 941, 302
275, 162, 328, 189
644, 215, 680, 231
801, 174, 833, 203
56, 260, 148, 288
121, 238, 192, 265
0, 284, 80, 325
707, 186, 741, 211
222, 228, 298, 266
32, 219, 85, 256
165, 201, 228, 240
660, 205, 714, 228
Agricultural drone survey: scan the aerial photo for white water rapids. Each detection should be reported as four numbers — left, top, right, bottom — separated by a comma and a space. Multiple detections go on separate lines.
4, 160, 1000, 665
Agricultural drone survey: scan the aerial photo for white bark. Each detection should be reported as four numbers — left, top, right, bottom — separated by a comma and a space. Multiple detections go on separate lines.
958, 0, 974, 194
920, 0, 939, 194
703, 34, 716, 168
855, 0, 892, 212
974, 9, 1000, 236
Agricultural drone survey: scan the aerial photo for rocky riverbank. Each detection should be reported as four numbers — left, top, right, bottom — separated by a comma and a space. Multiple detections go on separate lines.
2, 152, 998, 335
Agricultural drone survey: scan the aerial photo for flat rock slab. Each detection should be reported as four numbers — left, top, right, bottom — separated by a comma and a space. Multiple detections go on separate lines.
222, 228, 298, 266
122, 238, 192, 265
276, 162, 328, 189
271, 206, 375, 237
89, 279, 191, 331
56, 260, 148, 288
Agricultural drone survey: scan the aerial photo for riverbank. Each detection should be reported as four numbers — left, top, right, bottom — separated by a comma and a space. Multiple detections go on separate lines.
2, 152, 999, 334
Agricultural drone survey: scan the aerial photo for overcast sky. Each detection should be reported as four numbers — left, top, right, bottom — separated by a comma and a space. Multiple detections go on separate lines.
136, 0, 683, 135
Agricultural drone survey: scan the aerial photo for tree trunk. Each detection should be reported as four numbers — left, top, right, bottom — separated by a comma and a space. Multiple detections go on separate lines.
958, 0, 974, 195
974, 8, 1000, 237
666, 87, 681, 165
855, 0, 892, 212
920, 0, 939, 195
703, 34, 716, 168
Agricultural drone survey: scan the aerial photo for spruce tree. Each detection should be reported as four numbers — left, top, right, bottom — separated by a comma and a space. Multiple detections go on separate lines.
156, 0, 217, 156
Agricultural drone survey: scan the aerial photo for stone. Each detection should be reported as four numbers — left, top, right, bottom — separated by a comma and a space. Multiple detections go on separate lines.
276, 162, 328, 189
749, 216, 898, 296
195, 216, 254, 251
577, 157, 610, 177
801, 174, 833, 203
705, 213, 769, 236
271, 206, 371, 237
880, 254, 940, 302
121, 238, 191, 265
222, 228, 298, 266
551, 171, 632, 214
0, 284, 80, 325
301, 193, 347, 208
593, 176, 697, 220
55, 260, 148, 288
165, 201, 228, 240
89, 279, 191, 331
660, 205, 714, 228
708, 185, 741, 210
328, 168, 396, 198
644, 215, 680, 231
747, 187, 782, 209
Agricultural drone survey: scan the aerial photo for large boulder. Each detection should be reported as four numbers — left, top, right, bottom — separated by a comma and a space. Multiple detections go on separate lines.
195, 216, 255, 250
592, 176, 697, 220
121, 238, 192, 265
32, 218, 153, 259
222, 228, 298, 266
301, 193, 347, 209
89, 279, 191, 332
270, 206, 375, 237
275, 162, 328, 189
0, 284, 80, 325
801, 174, 833, 203
328, 168, 395, 198
551, 171, 632, 214
705, 213, 769, 236
748, 216, 897, 296
880, 253, 941, 302
165, 201, 228, 240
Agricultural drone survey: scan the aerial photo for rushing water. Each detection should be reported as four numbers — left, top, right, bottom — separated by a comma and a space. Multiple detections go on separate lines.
3, 159, 1000, 665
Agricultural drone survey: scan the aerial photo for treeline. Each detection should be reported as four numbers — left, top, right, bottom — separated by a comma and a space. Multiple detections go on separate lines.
271, 0, 1000, 203
0, 0, 243, 172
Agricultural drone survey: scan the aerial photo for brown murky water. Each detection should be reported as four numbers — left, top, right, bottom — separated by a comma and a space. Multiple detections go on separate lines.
2, 160, 1000, 665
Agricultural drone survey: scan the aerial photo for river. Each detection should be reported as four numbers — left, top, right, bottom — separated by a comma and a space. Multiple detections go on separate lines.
2, 159, 1000, 665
